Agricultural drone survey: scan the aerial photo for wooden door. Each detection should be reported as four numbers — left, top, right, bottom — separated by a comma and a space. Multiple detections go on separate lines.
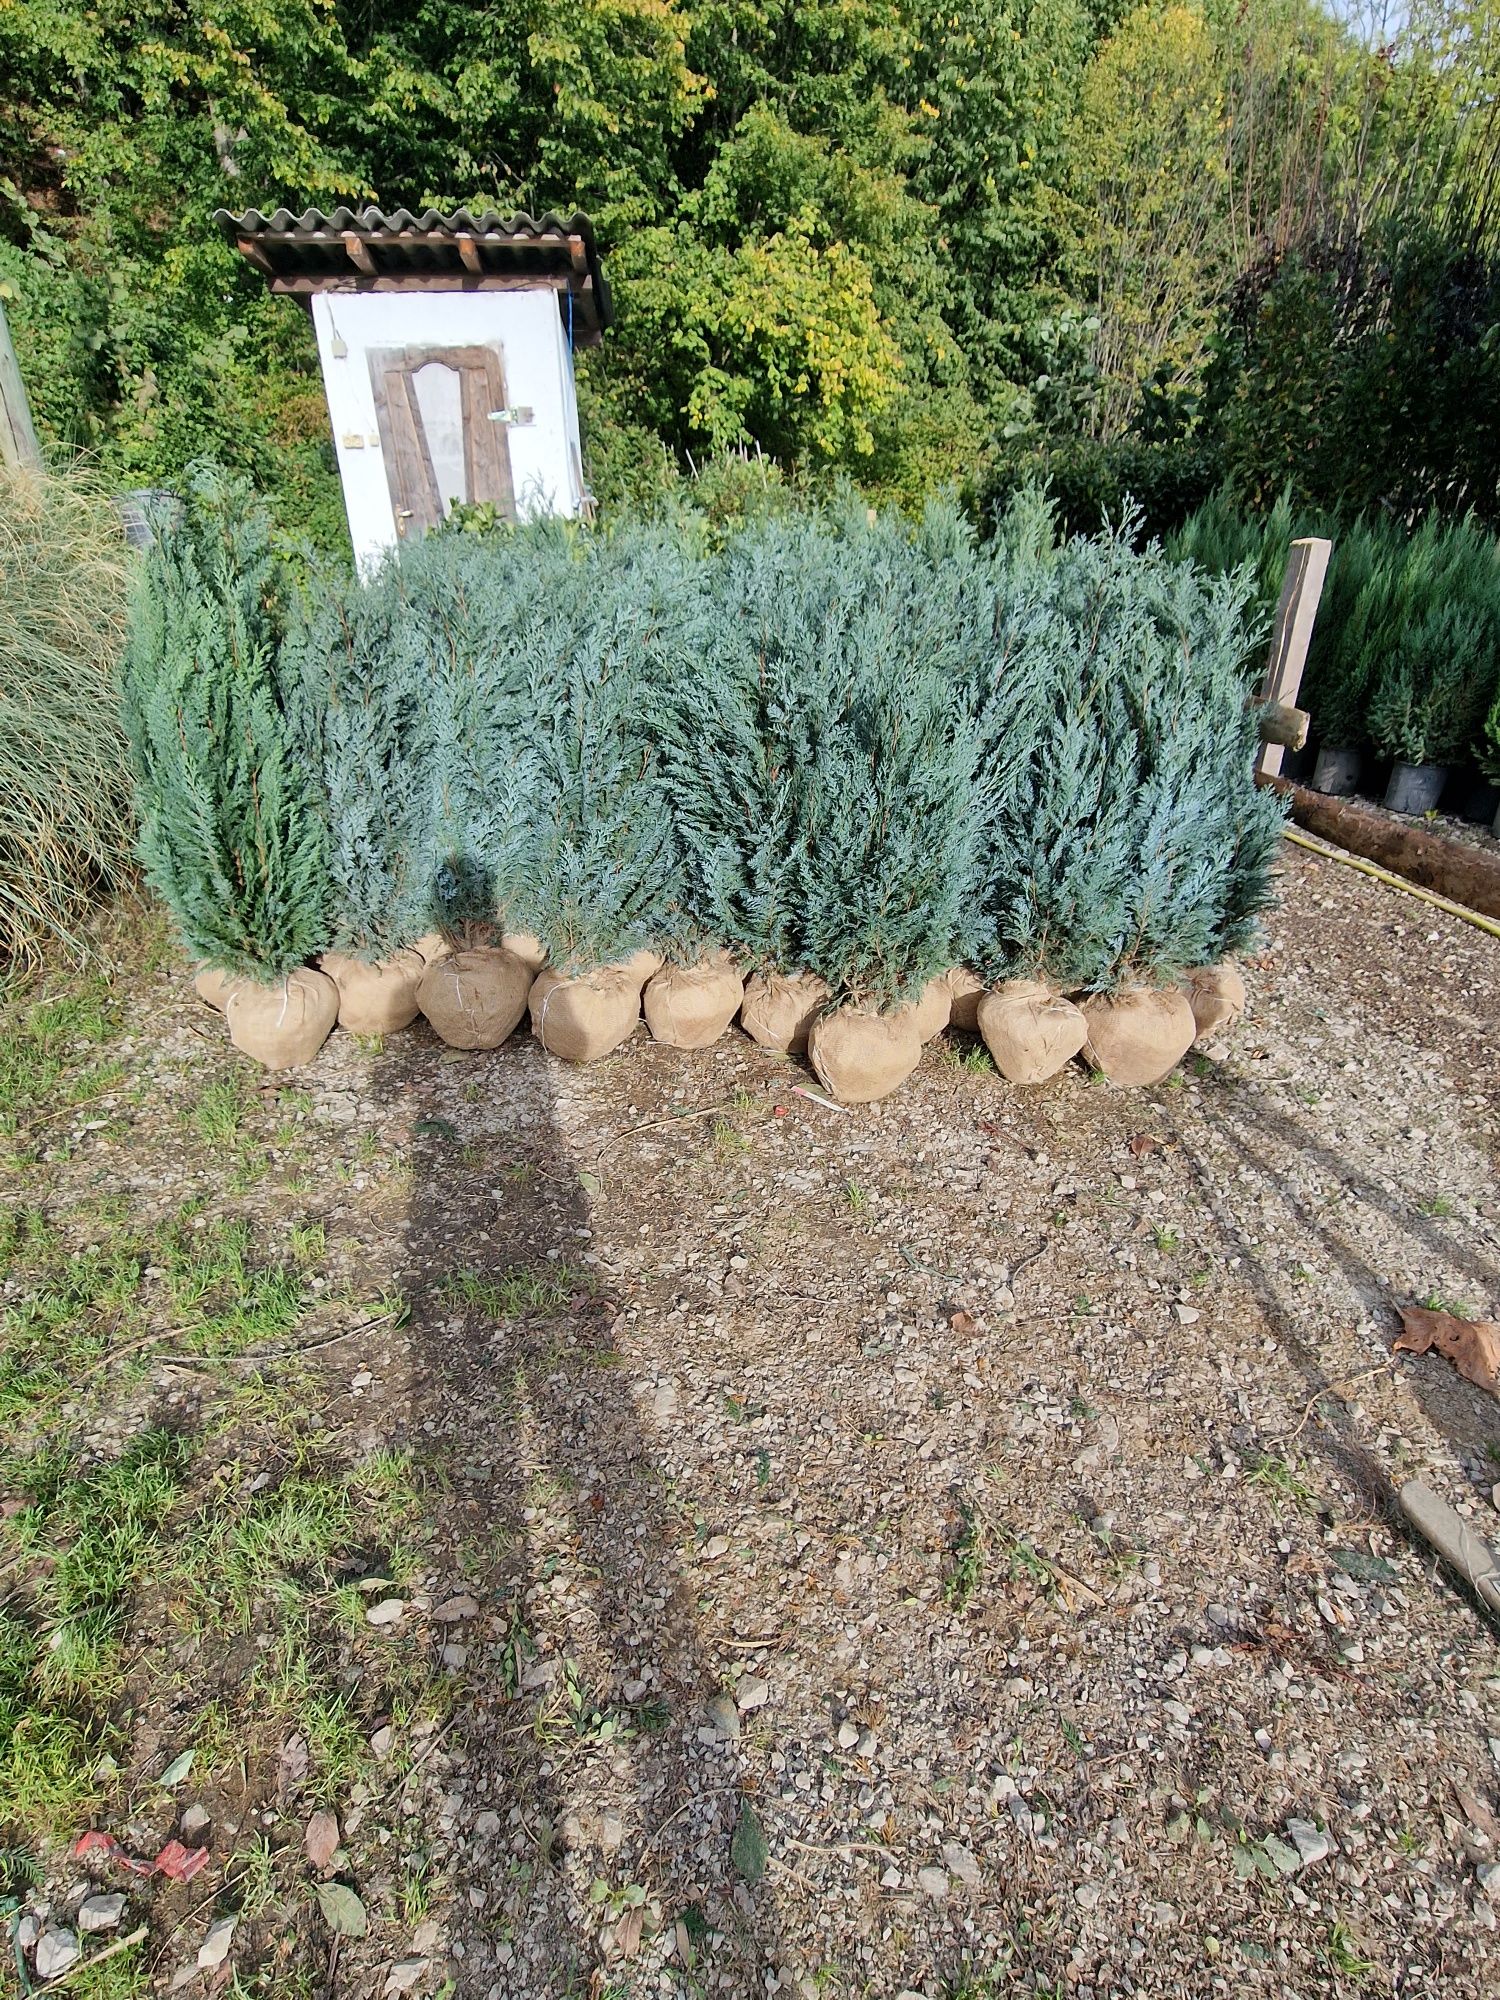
367, 344, 517, 537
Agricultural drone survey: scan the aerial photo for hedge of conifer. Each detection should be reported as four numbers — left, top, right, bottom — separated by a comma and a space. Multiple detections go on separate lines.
1170, 492, 1500, 782
120, 474, 1282, 1033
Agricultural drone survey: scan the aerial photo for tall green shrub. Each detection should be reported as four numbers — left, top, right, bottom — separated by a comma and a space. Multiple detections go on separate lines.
968, 520, 1283, 989
120, 467, 327, 981
649, 503, 986, 1009
508, 523, 694, 972
1366, 514, 1500, 767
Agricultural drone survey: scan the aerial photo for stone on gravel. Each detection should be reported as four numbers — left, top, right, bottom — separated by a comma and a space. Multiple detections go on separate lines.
180, 1803, 211, 1837
35, 1929, 80, 1979
705, 1693, 741, 1740
366, 1598, 405, 1626
916, 1866, 950, 1902
942, 1842, 980, 1886
1287, 1818, 1333, 1868
385, 1961, 429, 1996
433, 1594, 479, 1622
78, 1893, 126, 1933
737, 1676, 770, 1712
198, 1917, 237, 1969
836, 1721, 859, 1750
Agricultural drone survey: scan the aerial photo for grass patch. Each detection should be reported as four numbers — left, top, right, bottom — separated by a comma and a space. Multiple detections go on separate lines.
0, 1430, 193, 1841
437, 1264, 593, 1319
162, 1215, 306, 1355
0, 982, 124, 1139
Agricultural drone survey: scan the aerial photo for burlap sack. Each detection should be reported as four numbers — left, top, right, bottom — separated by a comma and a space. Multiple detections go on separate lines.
529, 965, 643, 1062
615, 949, 664, 988
412, 932, 451, 965
644, 954, 745, 1050
1182, 962, 1247, 1040
738, 971, 829, 1054
896, 976, 952, 1044
501, 931, 549, 974
1080, 986, 1197, 1087
193, 966, 230, 1012
321, 949, 425, 1036
225, 967, 339, 1071
945, 967, 987, 1034
807, 1007, 923, 1104
976, 979, 1088, 1086
416, 947, 533, 1050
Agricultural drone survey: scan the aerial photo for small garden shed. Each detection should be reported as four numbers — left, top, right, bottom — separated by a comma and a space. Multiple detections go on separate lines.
217, 206, 611, 571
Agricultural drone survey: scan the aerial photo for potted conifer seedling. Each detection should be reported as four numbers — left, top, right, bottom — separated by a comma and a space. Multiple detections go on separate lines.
121, 468, 334, 1070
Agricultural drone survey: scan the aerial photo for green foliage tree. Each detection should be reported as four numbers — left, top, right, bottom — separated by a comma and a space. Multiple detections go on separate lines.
119, 467, 328, 979
969, 513, 1283, 987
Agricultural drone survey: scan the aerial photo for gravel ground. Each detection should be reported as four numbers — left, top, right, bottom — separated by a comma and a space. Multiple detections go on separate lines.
5, 842, 1499, 1999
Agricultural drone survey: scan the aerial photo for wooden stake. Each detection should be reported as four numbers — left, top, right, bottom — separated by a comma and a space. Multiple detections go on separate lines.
0, 297, 42, 469
1258, 537, 1331, 777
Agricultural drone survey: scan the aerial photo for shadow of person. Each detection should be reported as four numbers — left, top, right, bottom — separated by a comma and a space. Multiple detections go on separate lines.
368, 1016, 794, 1995
1159, 1089, 1500, 1517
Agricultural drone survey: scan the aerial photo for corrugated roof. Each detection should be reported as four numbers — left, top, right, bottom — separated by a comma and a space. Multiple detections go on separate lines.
215, 205, 611, 341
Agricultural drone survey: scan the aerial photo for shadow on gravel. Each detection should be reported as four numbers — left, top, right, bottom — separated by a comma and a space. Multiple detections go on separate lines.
1163, 1099, 1500, 1510
372, 1030, 787, 1996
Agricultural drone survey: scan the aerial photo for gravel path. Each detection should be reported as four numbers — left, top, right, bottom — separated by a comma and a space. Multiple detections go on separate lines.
6, 843, 1499, 1998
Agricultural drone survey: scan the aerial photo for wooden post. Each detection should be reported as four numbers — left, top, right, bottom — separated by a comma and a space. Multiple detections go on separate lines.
1257, 535, 1332, 777
0, 297, 42, 470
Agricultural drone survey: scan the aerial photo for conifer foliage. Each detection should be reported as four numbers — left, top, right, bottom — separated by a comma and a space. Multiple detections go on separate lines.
123, 487, 1282, 1011
120, 467, 327, 982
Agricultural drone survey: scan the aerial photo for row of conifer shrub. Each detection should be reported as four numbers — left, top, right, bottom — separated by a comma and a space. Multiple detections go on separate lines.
120, 469, 1281, 1050
1169, 489, 1500, 779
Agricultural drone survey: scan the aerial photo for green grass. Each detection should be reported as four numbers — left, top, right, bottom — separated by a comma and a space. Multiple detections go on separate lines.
944, 1500, 985, 1612
0, 1430, 193, 1839
188, 1076, 247, 1147
0, 982, 124, 1140
437, 1264, 592, 1319
163, 1214, 307, 1354
1247, 1453, 1317, 1512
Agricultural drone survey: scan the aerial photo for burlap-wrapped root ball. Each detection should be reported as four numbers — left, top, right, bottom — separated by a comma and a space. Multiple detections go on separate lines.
945, 967, 986, 1034
530, 961, 648, 1063
1181, 962, 1247, 1040
321, 949, 425, 1036
644, 954, 745, 1050
977, 980, 1088, 1086
807, 1007, 924, 1104
502, 932, 549, 974
417, 947, 533, 1050
225, 967, 339, 1071
1080, 987, 1197, 1087
739, 972, 829, 1055
896, 976, 952, 1044
194, 966, 231, 1012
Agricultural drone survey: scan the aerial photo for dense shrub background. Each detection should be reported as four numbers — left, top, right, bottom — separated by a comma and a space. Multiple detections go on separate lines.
4, 3, 1500, 539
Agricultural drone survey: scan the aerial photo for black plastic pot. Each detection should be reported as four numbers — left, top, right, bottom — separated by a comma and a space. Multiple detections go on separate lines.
1383, 761, 1448, 815
1312, 746, 1362, 796
1460, 777, 1500, 825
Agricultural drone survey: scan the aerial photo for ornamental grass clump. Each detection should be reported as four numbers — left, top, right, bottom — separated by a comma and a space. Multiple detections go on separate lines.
0, 461, 132, 975
120, 467, 333, 1066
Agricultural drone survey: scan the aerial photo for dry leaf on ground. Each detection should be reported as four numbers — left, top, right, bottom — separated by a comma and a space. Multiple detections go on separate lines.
1392, 1304, 1500, 1397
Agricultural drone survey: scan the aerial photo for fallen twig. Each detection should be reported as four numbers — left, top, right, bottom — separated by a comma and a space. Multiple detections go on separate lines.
1276, 1362, 1395, 1447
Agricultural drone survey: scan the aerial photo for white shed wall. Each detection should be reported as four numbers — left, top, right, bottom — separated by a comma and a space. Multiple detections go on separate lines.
311, 290, 584, 575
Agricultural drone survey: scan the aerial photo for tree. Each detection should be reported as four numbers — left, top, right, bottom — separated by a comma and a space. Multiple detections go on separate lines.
119, 467, 328, 979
